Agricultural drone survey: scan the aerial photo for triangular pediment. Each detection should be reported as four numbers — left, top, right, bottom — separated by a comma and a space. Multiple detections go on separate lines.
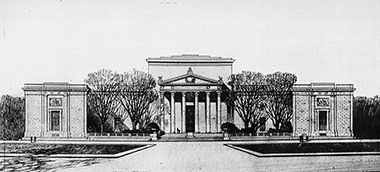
158, 68, 222, 86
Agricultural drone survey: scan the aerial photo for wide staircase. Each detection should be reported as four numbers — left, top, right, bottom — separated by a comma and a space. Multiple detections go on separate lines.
160, 132, 224, 142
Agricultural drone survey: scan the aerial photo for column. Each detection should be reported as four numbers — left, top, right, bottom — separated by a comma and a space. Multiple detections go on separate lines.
182, 92, 186, 133
170, 92, 175, 133
216, 91, 221, 132
194, 92, 199, 133
159, 91, 165, 132
206, 91, 211, 133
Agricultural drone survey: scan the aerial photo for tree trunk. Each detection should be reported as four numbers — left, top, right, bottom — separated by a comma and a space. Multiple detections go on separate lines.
132, 121, 137, 130
274, 122, 280, 131
250, 121, 258, 132
244, 121, 249, 129
100, 124, 104, 133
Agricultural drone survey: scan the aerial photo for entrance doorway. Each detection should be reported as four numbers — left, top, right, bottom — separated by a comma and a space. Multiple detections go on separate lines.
319, 111, 327, 131
186, 106, 195, 132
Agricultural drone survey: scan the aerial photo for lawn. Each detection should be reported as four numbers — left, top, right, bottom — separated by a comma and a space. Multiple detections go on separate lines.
1, 143, 145, 155
233, 142, 380, 154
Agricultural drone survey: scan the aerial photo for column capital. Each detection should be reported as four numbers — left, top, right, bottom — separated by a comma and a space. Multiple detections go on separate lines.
194, 91, 199, 96
217, 91, 222, 95
205, 91, 211, 95
181, 91, 186, 96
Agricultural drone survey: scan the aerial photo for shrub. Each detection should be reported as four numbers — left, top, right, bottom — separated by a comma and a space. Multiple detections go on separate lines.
121, 129, 143, 134
240, 127, 256, 134
268, 126, 292, 133
268, 128, 277, 133
157, 130, 166, 138
221, 122, 239, 133
145, 123, 160, 133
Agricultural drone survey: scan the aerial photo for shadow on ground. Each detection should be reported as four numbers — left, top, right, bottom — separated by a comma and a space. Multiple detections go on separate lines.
0, 156, 103, 172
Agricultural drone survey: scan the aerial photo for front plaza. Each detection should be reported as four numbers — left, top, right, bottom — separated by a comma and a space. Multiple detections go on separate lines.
3, 140, 380, 172
53, 141, 380, 172
22, 54, 355, 139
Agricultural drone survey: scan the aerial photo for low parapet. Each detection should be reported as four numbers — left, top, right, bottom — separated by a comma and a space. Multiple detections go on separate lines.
292, 82, 355, 92
23, 82, 89, 92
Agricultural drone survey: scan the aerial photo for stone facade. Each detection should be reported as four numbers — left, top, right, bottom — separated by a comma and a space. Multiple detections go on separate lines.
23, 82, 88, 138
147, 54, 235, 133
147, 54, 234, 84
292, 83, 355, 137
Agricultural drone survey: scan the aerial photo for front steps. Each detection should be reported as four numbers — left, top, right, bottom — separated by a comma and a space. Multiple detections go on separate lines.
160, 133, 224, 142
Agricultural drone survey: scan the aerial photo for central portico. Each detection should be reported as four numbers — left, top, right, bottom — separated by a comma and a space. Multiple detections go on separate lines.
146, 54, 235, 134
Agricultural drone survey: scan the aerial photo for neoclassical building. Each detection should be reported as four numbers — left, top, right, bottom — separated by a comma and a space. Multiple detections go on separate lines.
292, 83, 355, 137
23, 54, 355, 139
146, 55, 235, 134
23, 82, 88, 138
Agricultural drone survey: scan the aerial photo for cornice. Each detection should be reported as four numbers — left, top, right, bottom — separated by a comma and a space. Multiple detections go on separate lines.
146, 54, 235, 64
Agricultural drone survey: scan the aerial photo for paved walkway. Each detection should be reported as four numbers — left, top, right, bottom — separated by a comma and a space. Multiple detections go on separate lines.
56, 141, 380, 172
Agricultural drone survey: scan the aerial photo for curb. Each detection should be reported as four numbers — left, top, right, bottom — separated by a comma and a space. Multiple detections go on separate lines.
1, 144, 155, 158
223, 139, 380, 144
224, 144, 380, 157
0, 141, 153, 145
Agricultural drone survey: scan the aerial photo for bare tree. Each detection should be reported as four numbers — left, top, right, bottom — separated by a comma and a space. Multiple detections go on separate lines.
264, 71, 297, 131
85, 69, 120, 132
138, 100, 161, 130
138, 100, 170, 130
354, 96, 380, 138
227, 71, 267, 130
249, 102, 268, 132
117, 69, 158, 130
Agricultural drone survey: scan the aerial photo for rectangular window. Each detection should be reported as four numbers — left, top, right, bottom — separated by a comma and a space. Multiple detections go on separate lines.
319, 111, 327, 131
50, 111, 60, 131
259, 117, 266, 131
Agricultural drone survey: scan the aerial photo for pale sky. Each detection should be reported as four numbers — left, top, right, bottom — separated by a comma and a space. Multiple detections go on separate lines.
1, 0, 379, 97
